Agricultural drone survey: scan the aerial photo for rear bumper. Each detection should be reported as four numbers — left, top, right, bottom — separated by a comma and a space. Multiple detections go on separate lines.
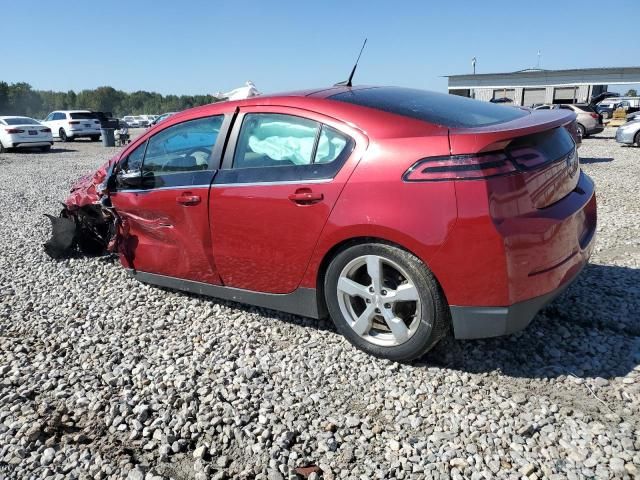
443, 171, 597, 339
450, 263, 582, 339
9, 140, 53, 148
68, 131, 101, 138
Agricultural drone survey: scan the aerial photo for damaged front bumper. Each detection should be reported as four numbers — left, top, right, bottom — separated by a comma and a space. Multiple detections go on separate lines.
44, 156, 121, 259
44, 204, 116, 259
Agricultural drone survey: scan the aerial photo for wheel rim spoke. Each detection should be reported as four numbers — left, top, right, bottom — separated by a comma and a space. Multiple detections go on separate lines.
351, 304, 376, 336
337, 277, 371, 300
389, 283, 419, 303
365, 255, 383, 292
382, 309, 410, 343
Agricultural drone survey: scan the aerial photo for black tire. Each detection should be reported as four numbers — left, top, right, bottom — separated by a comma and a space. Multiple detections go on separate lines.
635, 131, 640, 147
59, 129, 73, 142
576, 123, 586, 138
90, 135, 101, 142
324, 243, 449, 362
40, 145, 51, 152
0, 141, 6, 153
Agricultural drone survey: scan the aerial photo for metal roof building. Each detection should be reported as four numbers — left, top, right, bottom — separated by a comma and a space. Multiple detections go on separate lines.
446, 67, 640, 106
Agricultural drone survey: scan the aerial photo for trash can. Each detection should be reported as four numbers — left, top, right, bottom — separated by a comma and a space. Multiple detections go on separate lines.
100, 128, 116, 147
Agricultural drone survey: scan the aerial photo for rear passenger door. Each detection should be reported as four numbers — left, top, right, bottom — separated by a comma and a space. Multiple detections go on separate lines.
209, 106, 364, 294
109, 114, 231, 284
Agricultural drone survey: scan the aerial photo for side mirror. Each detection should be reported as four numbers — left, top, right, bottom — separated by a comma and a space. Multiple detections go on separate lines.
116, 169, 144, 188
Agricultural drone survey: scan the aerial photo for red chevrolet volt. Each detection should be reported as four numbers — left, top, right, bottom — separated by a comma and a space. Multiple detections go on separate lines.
50, 86, 596, 361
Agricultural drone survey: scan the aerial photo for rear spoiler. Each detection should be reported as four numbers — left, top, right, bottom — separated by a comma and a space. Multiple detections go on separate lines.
448, 109, 575, 155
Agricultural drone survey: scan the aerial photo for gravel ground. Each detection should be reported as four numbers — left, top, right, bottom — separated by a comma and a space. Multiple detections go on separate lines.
0, 129, 639, 480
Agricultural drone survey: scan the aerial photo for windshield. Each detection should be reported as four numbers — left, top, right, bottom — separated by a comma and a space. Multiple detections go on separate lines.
70, 112, 97, 120
330, 87, 528, 128
3, 117, 40, 125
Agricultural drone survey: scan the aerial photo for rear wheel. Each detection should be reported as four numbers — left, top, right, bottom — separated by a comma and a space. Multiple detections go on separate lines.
59, 129, 73, 142
576, 123, 586, 138
324, 243, 449, 361
0, 141, 6, 153
635, 131, 640, 147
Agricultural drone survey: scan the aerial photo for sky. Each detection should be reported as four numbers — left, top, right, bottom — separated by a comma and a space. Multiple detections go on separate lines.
3, 0, 639, 96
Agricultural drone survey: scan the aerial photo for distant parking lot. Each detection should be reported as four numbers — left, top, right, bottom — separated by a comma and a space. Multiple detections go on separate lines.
0, 128, 638, 479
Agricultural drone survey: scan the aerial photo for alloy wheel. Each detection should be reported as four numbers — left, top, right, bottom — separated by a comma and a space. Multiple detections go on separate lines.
336, 254, 421, 347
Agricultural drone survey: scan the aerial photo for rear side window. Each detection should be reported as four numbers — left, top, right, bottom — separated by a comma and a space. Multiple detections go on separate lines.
215, 113, 354, 185
233, 114, 319, 168
330, 87, 528, 128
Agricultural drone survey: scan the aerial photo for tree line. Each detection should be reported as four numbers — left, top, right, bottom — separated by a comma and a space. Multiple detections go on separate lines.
0, 82, 220, 119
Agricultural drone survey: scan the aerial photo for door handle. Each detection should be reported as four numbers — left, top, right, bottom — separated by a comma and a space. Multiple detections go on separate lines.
176, 193, 201, 206
288, 189, 324, 205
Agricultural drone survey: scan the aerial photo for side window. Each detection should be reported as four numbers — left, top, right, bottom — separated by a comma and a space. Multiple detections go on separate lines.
45, 113, 54, 121
233, 114, 319, 168
315, 125, 349, 164
142, 116, 223, 174
54, 112, 65, 120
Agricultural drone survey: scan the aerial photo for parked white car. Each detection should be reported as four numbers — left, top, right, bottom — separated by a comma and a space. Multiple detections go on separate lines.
43, 110, 102, 142
121, 116, 138, 128
140, 115, 157, 126
0, 116, 53, 152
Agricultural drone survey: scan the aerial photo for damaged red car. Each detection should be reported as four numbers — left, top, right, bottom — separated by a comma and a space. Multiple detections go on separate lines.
47, 86, 596, 361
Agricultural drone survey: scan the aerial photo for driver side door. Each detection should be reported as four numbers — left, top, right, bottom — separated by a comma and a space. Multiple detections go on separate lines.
109, 114, 230, 284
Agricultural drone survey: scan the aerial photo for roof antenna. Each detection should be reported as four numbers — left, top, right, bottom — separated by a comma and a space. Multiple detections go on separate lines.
335, 38, 368, 87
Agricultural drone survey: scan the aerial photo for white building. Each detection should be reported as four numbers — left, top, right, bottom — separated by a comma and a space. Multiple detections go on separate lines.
446, 67, 640, 106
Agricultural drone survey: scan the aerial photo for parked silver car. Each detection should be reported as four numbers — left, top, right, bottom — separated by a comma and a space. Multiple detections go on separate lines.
615, 119, 640, 146
534, 104, 604, 138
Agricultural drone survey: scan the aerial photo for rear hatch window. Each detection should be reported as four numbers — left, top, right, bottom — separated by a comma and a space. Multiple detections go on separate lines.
574, 105, 596, 113
70, 112, 97, 120
506, 127, 579, 208
329, 87, 528, 127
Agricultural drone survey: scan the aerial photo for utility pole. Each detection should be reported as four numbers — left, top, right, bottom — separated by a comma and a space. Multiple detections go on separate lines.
472, 57, 477, 75
537, 50, 542, 69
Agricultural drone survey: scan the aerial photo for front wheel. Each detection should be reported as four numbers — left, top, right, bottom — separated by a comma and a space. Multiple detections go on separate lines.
324, 243, 449, 361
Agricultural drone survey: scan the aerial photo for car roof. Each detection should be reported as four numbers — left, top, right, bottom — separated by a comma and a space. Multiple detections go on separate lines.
0, 115, 37, 119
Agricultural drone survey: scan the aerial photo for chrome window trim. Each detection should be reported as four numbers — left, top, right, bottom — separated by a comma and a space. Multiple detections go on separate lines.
212, 178, 332, 188
115, 178, 332, 193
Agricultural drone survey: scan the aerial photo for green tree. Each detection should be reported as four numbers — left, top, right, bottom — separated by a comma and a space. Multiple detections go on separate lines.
625, 89, 637, 97
0, 81, 219, 118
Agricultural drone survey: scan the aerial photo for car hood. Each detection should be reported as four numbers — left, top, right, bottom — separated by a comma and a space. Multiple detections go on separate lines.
65, 155, 119, 210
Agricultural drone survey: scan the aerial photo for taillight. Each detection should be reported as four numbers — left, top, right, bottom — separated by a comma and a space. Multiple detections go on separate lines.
40, 128, 51, 133
69, 121, 80, 125
590, 113, 599, 119
5, 128, 25, 134
403, 152, 516, 182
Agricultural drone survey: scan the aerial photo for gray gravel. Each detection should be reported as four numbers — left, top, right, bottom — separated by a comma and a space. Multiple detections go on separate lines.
1, 130, 639, 479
